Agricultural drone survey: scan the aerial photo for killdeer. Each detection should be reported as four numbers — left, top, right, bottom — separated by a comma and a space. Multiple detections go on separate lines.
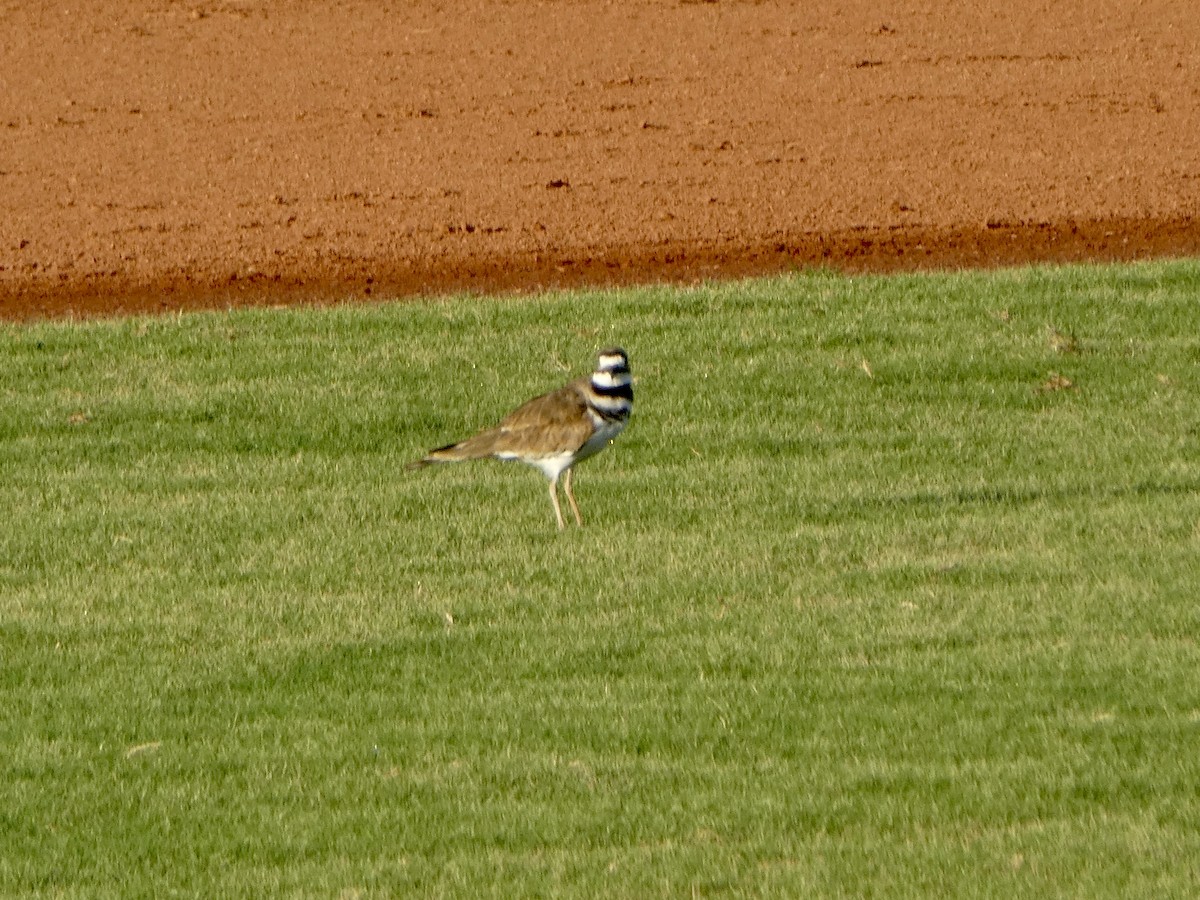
408, 348, 633, 530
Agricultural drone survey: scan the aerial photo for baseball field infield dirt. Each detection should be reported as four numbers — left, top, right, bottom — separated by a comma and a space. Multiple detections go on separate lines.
2, 1, 1198, 320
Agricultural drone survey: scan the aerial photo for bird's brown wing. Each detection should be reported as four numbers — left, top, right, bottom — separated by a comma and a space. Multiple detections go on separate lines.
484, 379, 594, 455
412, 379, 592, 464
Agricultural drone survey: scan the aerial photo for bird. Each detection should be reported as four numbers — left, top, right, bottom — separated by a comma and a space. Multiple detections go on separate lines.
407, 348, 633, 530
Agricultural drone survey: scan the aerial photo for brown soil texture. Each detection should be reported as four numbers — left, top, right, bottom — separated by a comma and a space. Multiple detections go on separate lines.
3, 1, 1199, 321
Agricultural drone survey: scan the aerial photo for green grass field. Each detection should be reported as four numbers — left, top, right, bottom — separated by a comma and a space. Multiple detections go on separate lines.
3, 261, 1199, 897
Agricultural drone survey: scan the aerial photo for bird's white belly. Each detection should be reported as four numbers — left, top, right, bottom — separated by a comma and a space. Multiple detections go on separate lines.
505, 451, 575, 481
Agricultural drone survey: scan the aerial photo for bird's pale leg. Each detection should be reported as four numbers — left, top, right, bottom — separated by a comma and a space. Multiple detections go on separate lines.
563, 467, 584, 527
548, 477, 566, 531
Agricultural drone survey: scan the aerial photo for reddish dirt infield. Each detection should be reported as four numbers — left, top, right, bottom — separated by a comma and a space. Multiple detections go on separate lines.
3, 1, 1199, 321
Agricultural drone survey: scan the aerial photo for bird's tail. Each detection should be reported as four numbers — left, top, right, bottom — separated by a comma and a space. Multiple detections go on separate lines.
405, 434, 498, 470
